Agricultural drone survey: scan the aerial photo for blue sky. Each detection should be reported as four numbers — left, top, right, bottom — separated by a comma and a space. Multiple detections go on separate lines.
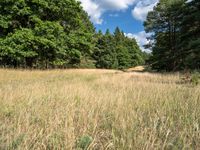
95, 7, 144, 34
79, 0, 158, 51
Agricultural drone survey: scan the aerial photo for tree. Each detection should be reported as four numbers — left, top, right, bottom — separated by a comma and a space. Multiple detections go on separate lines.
93, 27, 144, 69
0, 1, 144, 70
179, 0, 200, 69
123, 36, 144, 67
144, 0, 200, 71
114, 27, 144, 69
0, 0, 95, 68
93, 29, 118, 69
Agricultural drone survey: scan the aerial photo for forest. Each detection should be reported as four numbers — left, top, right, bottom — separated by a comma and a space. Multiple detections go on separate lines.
0, 0, 144, 69
0, 0, 199, 71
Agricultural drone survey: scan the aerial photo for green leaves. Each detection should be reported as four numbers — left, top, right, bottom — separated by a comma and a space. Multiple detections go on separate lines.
0, 0, 95, 68
76, 135, 93, 150
0, 0, 144, 69
144, 0, 200, 71
93, 27, 144, 69
0, 15, 11, 29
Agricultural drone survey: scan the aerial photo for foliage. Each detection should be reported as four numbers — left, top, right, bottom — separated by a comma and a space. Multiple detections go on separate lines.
93, 30, 118, 69
76, 135, 93, 150
0, 0, 95, 68
191, 72, 200, 85
0, 1, 144, 69
93, 28, 144, 70
144, 0, 200, 71
180, 71, 200, 85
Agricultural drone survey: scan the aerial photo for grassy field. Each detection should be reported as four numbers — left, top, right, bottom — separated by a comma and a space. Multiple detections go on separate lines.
0, 69, 200, 149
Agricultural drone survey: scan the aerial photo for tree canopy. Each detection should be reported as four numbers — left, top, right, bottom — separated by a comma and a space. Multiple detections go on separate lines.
144, 0, 200, 71
0, 0, 95, 68
0, 0, 144, 69
93, 28, 144, 69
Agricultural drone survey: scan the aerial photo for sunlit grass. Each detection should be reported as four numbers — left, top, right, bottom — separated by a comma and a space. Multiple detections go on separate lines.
0, 69, 199, 149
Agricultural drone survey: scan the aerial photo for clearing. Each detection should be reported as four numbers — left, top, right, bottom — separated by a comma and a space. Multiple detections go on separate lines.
0, 69, 199, 149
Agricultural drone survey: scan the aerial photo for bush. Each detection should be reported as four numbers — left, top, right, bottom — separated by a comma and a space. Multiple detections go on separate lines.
76, 135, 93, 150
191, 72, 200, 85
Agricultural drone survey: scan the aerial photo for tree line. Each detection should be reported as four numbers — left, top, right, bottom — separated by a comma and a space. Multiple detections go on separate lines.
0, 0, 144, 69
144, 0, 200, 71
94, 28, 144, 69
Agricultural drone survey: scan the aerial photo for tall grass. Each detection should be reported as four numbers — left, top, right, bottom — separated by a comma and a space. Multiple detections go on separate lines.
0, 69, 199, 149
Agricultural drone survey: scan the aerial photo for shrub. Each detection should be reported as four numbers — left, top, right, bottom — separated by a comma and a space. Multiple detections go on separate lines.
191, 72, 200, 85
76, 135, 93, 150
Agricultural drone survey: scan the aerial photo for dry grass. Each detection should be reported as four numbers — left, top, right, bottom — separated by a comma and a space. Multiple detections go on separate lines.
127, 66, 145, 72
0, 69, 200, 150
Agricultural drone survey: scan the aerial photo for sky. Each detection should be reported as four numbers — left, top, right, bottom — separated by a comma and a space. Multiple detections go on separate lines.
79, 0, 158, 51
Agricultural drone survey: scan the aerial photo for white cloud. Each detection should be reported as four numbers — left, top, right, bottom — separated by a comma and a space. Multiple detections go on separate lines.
79, 0, 137, 24
79, 0, 158, 24
98, 0, 136, 10
79, 0, 103, 24
132, 0, 158, 21
125, 31, 151, 52
79, 0, 157, 52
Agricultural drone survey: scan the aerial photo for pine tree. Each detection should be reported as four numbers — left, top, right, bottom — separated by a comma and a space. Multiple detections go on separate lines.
93, 29, 118, 69
144, 0, 200, 71
179, 0, 200, 69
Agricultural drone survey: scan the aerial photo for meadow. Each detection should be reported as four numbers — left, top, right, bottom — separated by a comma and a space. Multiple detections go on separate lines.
0, 69, 200, 149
